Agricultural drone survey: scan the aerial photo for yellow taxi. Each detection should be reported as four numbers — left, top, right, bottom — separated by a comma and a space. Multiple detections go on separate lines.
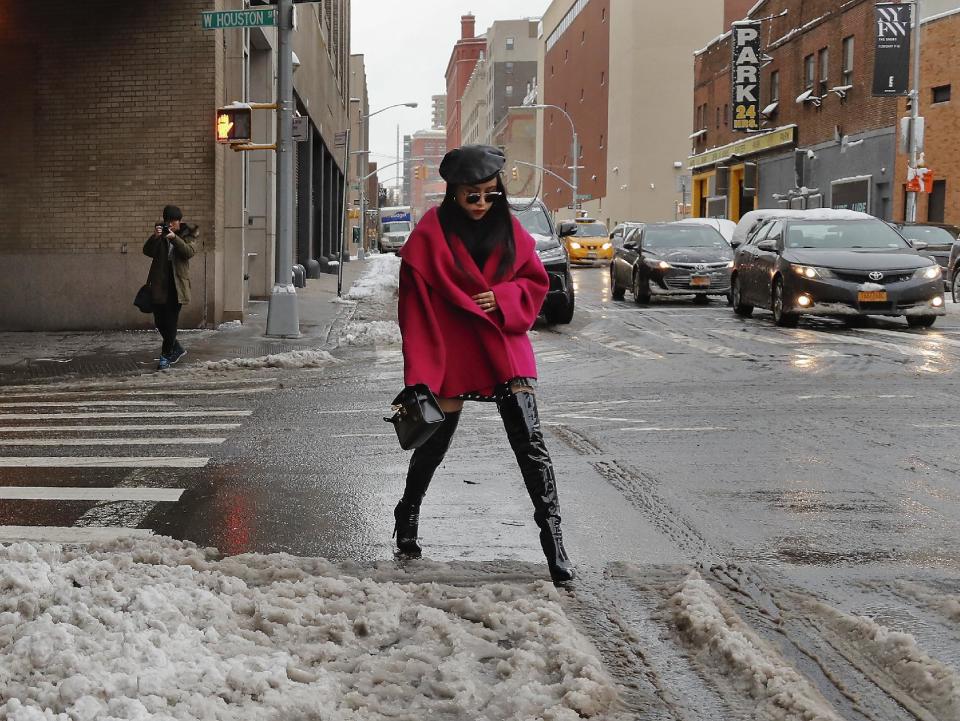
566, 217, 612, 264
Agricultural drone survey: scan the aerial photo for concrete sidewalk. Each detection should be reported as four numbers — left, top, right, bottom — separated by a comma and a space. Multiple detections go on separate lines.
0, 260, 371, 385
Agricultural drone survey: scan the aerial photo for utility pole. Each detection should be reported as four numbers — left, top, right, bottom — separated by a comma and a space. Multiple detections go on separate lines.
571, 133, 580, 211
266, 0, 299, 337
905, 0, 923, 224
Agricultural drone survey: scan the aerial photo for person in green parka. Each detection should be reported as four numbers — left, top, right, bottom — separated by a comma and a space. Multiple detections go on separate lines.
143, 205, 196, 370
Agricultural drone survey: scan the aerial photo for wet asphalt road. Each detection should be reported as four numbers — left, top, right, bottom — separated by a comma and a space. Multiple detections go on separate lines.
2, 264, 960, 719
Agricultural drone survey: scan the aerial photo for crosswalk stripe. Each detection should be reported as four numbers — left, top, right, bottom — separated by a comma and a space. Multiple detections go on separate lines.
0, 526, 155, 543
614, 426, 732, 432
0, 378, 274, 396
0, 487, 183, 502
0, 401, 178, 408
0, 457, 210, 468
0, 423, 242, 433
0, 437, 225, 446
0, 410, 252, 420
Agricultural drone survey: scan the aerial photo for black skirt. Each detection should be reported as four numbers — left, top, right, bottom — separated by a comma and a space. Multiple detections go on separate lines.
456, 377, 537, 403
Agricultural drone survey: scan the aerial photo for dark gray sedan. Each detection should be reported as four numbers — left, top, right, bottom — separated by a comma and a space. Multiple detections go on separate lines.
731, 217, 945, 327
610, 224, 733, 304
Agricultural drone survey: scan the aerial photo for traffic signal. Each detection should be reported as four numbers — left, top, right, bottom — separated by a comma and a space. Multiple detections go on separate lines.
215, 106, 252, 144
414, 165, 427, 180
511, 166, 519, 181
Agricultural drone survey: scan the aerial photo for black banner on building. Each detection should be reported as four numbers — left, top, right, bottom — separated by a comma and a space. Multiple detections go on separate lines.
872, 3, 912, 96
731, 21, 762, 131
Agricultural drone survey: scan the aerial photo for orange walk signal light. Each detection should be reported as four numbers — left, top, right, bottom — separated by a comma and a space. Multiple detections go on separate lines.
215, 106, 252, 144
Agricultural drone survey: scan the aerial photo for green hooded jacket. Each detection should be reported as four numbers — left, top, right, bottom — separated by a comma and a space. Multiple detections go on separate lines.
143, 229, 196, 305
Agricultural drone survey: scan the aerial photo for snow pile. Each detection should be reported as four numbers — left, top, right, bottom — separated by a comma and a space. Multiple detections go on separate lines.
0, 537, 617, 721
805, 599, 960, 720
345, 253, 401, 302
668, 573, 842, 720
216, 320, 243, 331
337, 320, 401, 347
200, 349, 341, 372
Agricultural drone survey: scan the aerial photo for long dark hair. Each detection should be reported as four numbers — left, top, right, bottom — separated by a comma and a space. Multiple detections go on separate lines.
437, 174, 516, 281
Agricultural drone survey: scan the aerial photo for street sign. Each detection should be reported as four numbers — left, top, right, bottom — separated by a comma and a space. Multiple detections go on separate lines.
576, 193, 592, 201
292, 116, 308, 142
201, 9, 276, 30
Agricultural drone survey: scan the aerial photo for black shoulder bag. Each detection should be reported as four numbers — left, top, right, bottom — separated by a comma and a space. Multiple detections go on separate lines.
134, 284, 154, 314
383, 384, 445, 450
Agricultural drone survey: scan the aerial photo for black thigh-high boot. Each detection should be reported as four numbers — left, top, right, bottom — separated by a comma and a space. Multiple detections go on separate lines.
497, 391, 575, 583
393, 411, 461, 555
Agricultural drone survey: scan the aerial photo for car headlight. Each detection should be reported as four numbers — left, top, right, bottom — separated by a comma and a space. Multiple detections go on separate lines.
538, 246, 566, 263
792, 264, 834, 280
601, 242, 612, 250
726, 260, 734, 269
914, 265, 942, 280
569, 241, 582, 250
645, 258, 672, 270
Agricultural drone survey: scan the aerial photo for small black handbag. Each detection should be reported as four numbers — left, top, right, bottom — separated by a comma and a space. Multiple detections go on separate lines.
383, 384, 445, 450
133, 284, 154, 314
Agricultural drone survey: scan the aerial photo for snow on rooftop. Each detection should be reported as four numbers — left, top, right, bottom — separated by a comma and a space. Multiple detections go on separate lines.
0, 537, 619, 720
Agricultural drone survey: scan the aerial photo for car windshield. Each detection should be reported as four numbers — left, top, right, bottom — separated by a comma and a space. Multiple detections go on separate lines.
575, 222, 608, 237
785, 221, 911, 249
512, 205, 552, 236
383, 222, 411, 233
897, 226, 957, 244
644, 225, 726, 249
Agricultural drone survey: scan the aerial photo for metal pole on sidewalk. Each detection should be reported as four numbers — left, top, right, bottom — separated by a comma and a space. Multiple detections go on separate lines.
266, 0, 300, 337
905, 0, 923, 223
337, 129, 350, 298
359, 187, 367, 258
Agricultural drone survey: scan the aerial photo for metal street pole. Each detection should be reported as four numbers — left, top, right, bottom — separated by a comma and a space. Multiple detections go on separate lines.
337, 128, 350, 298
265, 0, 299, 337
905, 0, 923, 223
359, 186, 367, 256
571, 132, 579, 211
510, 104, 579, 209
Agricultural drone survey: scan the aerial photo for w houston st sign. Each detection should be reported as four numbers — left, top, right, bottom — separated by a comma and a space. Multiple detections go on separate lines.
201, 9, 277, 30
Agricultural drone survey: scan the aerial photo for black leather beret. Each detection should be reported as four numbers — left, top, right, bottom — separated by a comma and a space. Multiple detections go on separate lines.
439, 144, 506, 185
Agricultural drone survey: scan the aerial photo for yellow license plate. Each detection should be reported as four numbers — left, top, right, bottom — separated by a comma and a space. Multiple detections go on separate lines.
858, 290, 888, 302
690, 276, 711, 287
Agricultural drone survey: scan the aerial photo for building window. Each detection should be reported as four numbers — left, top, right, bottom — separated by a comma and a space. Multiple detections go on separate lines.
929, 180, 946, 222
770, 70, 780, 102
580, 87, 584, 101
506, 62, 514, 73
601, 7, 606, 22
581, 30, 586, 44
723, 104, 728, 126
804, 54, 815, 91
506, 85, 514, 97
932, 84, 951, 103
599, 134, 604, 149
818, 47, 829, 97
716, 106, 720, 129
600, 71, 605, 86
551, 65, 554, 76
564, 49, 569, 62
842, 36, 854, 85
506, 37, 515, 50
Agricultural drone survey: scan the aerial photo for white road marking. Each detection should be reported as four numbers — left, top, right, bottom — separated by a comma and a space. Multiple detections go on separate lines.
710, 328, 847, 357
330, 433, 394, 438
614, 426, 732, 432
0, 487, 183, 502
313, 408, 382, 414
0, 400, 178, 408
0, 457, 209, 468
0, 410, 252, 420
830, 332, 934, 357
556, 413, 647, 422
0, 378, 274, 396
0, 437, 225, 446
860, 327, 960, 349
0, 526, 155, 543
661, 330, 757, 360
0, 423, 242, 433
798, 394, 914, 400
913, 422, 960, 429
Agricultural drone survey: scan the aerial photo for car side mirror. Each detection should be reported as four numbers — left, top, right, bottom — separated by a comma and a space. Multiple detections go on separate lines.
622, 240, 637, 250
558, 221, 578, 238
730, 239, 742, 249
756, 238, 779, 252
912, 240, 929, 251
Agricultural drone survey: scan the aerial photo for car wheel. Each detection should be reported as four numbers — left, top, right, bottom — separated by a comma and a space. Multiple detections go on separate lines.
693, 294, 710, 305
952, 268, 960, 304
633, 271, 650, 304
772, 278, 799, 328
610, 266, 625, 301
732, 275, 753, 317
907, 315, 937, 328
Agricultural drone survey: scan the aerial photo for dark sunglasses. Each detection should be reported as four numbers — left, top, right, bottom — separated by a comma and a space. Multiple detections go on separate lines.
463, 191, 503, 205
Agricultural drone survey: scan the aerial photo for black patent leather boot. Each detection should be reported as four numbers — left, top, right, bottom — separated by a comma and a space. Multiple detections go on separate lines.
497, 391, 575, 583
393, 411, 461, 555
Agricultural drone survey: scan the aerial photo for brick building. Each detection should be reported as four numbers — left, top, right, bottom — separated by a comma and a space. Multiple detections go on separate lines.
444, 14, 486, 151
408, 129, 447, 220
690, 0, 902, 221
0, 0, 350, 331
893, 8, 960, 225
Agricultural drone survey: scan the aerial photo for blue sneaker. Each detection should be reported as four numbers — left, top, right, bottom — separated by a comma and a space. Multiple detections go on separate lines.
157, 355, 171, 371
168, 344, 187, 365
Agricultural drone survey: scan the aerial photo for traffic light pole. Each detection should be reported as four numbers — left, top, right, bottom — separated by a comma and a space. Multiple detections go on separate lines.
265, 0, 300, 337
905, 0, 923, 224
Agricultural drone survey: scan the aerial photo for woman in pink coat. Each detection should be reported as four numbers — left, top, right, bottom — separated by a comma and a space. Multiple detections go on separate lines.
394, 144, 574, 583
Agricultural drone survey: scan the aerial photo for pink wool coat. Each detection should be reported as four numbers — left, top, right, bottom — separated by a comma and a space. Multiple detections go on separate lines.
398, 207, 549, 398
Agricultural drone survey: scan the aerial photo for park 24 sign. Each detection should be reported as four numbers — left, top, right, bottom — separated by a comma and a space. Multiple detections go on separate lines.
731, 21, 762, 132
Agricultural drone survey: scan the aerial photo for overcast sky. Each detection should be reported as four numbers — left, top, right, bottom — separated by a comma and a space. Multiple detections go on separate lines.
350, 0, 549, 187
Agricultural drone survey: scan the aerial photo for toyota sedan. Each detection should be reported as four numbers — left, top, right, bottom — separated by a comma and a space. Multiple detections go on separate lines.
731, 217, 945, 327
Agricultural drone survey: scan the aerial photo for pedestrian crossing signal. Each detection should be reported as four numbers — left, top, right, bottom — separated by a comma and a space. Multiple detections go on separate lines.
215, 106, 252, 144
511, 166, 519, 181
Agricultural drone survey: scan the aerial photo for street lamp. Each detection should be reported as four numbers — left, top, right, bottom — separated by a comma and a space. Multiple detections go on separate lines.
510, 103, 580, 209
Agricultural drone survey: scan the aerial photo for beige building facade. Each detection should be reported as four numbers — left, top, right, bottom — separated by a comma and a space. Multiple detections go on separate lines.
461, 55, 491, 145
0, 0, 350, 330
536, 0, 725, 226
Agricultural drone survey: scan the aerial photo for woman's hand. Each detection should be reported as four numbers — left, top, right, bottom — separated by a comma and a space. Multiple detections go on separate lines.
472, 290, 497, 313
